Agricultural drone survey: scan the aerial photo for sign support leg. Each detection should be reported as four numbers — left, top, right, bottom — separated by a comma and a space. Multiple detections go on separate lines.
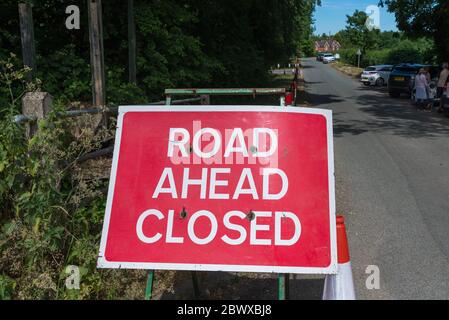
278, 274, 290, 300
165, 95, 172, 106
145, 270, 154, 300
191, 271, 200, 299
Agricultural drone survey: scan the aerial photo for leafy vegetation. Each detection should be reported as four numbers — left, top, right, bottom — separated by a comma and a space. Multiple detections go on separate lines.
0, 0, 319, 103
0, 55, 149, 299
380, 0, 449, 62
0, 1, 318, 299
315, 9, 437, 68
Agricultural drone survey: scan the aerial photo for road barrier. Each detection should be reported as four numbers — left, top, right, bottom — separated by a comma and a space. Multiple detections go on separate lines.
99, 88, 337, 300
322, 215, 356, 300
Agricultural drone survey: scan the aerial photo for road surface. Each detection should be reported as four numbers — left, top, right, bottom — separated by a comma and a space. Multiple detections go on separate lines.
302, 58, 449, 299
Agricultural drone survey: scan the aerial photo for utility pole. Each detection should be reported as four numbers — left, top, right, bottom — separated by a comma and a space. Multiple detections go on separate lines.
87, 0, 106, 108
128, 0, 137, 83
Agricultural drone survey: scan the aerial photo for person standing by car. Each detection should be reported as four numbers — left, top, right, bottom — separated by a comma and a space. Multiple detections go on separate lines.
424, 67, 432, 107
415, 68, 431, 111
424, 67, 431, 83
437, 62, 449, 113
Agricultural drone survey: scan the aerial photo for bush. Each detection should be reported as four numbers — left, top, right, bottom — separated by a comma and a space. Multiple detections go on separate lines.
0, 58, 147, 300
339, 48, 359, 66
338, 38, 436, 68
363, 49, 390, 67
387, 46, 422, 65
36, 44, 91, 103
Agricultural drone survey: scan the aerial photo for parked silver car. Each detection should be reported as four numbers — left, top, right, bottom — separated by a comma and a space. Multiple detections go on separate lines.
361, 65, 394, 86
322, 53, 336, 64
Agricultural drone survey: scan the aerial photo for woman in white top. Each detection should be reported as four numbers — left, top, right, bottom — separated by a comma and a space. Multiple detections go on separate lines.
415, 68, 431, 110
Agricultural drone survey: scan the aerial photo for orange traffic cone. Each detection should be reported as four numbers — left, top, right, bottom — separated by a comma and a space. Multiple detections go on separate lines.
322, 215, 356, 300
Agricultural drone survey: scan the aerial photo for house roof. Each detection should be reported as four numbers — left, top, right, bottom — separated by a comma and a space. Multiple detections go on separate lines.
315, 39, 341, 48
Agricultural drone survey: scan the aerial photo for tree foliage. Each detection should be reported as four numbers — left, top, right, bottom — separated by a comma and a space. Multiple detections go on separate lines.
331, 7, 436, 68
0, 0, 319, 299
344, 10, 380, 53
380, 0, 449, 61
1, 0, 318, 104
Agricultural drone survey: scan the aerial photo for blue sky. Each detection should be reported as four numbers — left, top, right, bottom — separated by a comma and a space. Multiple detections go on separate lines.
313, 0, 398, 35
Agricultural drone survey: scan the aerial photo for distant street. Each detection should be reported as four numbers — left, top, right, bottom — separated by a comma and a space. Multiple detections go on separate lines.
302, 58, 449, 299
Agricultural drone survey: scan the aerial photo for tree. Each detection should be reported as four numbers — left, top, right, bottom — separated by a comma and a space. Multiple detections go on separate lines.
345, 10, 380, 52
1, 0, 319, 101
377, 31, 402, 49
380, 0, 449, 61
334, 30, 353, 48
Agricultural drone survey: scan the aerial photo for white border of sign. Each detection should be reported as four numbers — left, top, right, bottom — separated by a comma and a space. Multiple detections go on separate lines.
97, 106, 337, 274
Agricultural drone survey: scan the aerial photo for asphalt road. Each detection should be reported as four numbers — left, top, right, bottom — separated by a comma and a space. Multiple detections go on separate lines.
302, 58, 449, 299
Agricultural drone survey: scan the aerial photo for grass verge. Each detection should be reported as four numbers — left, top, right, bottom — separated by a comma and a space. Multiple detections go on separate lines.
330, 61, 363, 78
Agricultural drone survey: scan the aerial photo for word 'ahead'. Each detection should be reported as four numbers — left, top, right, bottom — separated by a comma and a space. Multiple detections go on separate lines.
98, 106, 337, 274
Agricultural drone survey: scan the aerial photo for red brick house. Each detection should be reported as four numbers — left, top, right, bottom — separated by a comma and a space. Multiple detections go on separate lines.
315, 39, 341, 52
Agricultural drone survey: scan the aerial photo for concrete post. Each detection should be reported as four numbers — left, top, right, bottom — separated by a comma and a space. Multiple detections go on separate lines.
22, 91, 53, 137
200, 95, 210, 105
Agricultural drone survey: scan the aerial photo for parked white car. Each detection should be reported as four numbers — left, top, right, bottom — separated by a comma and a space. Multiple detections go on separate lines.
322, 53, 336, 64
360, 65, 394, 86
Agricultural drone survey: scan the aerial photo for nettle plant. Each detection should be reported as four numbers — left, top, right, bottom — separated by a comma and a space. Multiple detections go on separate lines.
0, 55, 145, 299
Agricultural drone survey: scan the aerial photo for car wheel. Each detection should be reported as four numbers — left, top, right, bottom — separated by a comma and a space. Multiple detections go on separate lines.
443, 107, 449, 118
376, 78, 385, 87
389, 91, 400, 98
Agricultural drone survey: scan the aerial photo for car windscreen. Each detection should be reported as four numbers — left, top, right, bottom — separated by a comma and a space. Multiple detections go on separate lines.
392, 67, 419, 73
365, 67, 376, 71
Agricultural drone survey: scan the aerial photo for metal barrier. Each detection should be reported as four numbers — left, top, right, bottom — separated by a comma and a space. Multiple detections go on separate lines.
13, 88, 289, 124
165, 88, 287, 106
13, 97, 203, 124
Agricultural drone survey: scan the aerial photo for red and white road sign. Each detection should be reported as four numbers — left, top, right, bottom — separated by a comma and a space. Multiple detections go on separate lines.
98, 106, 337, 274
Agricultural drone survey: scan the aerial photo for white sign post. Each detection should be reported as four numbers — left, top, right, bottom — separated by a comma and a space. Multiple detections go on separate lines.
356, 49, 362, 68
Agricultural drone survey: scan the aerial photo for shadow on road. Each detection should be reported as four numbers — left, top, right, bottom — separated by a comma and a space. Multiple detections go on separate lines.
357, 85, 388, 94
330, 88, 449, 138
306, 92, 344, 105
333, 111, 370, 137
301, 64, 316, 69
158, 271, 324, 300
304, 80, 323, 85
358, 93, 449, 138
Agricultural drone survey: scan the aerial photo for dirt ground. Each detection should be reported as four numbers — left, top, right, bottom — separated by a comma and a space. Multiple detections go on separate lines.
152, 270, 325, 300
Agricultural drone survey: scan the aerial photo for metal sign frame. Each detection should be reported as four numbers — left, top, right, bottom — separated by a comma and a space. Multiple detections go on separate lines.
164, 88, 287, 106
99, 88, 334, 300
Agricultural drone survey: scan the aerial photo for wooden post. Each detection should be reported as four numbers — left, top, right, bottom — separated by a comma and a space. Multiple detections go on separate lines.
18, 3, 36, 80
127, 0, 137, 84
87, 0, 106, 108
